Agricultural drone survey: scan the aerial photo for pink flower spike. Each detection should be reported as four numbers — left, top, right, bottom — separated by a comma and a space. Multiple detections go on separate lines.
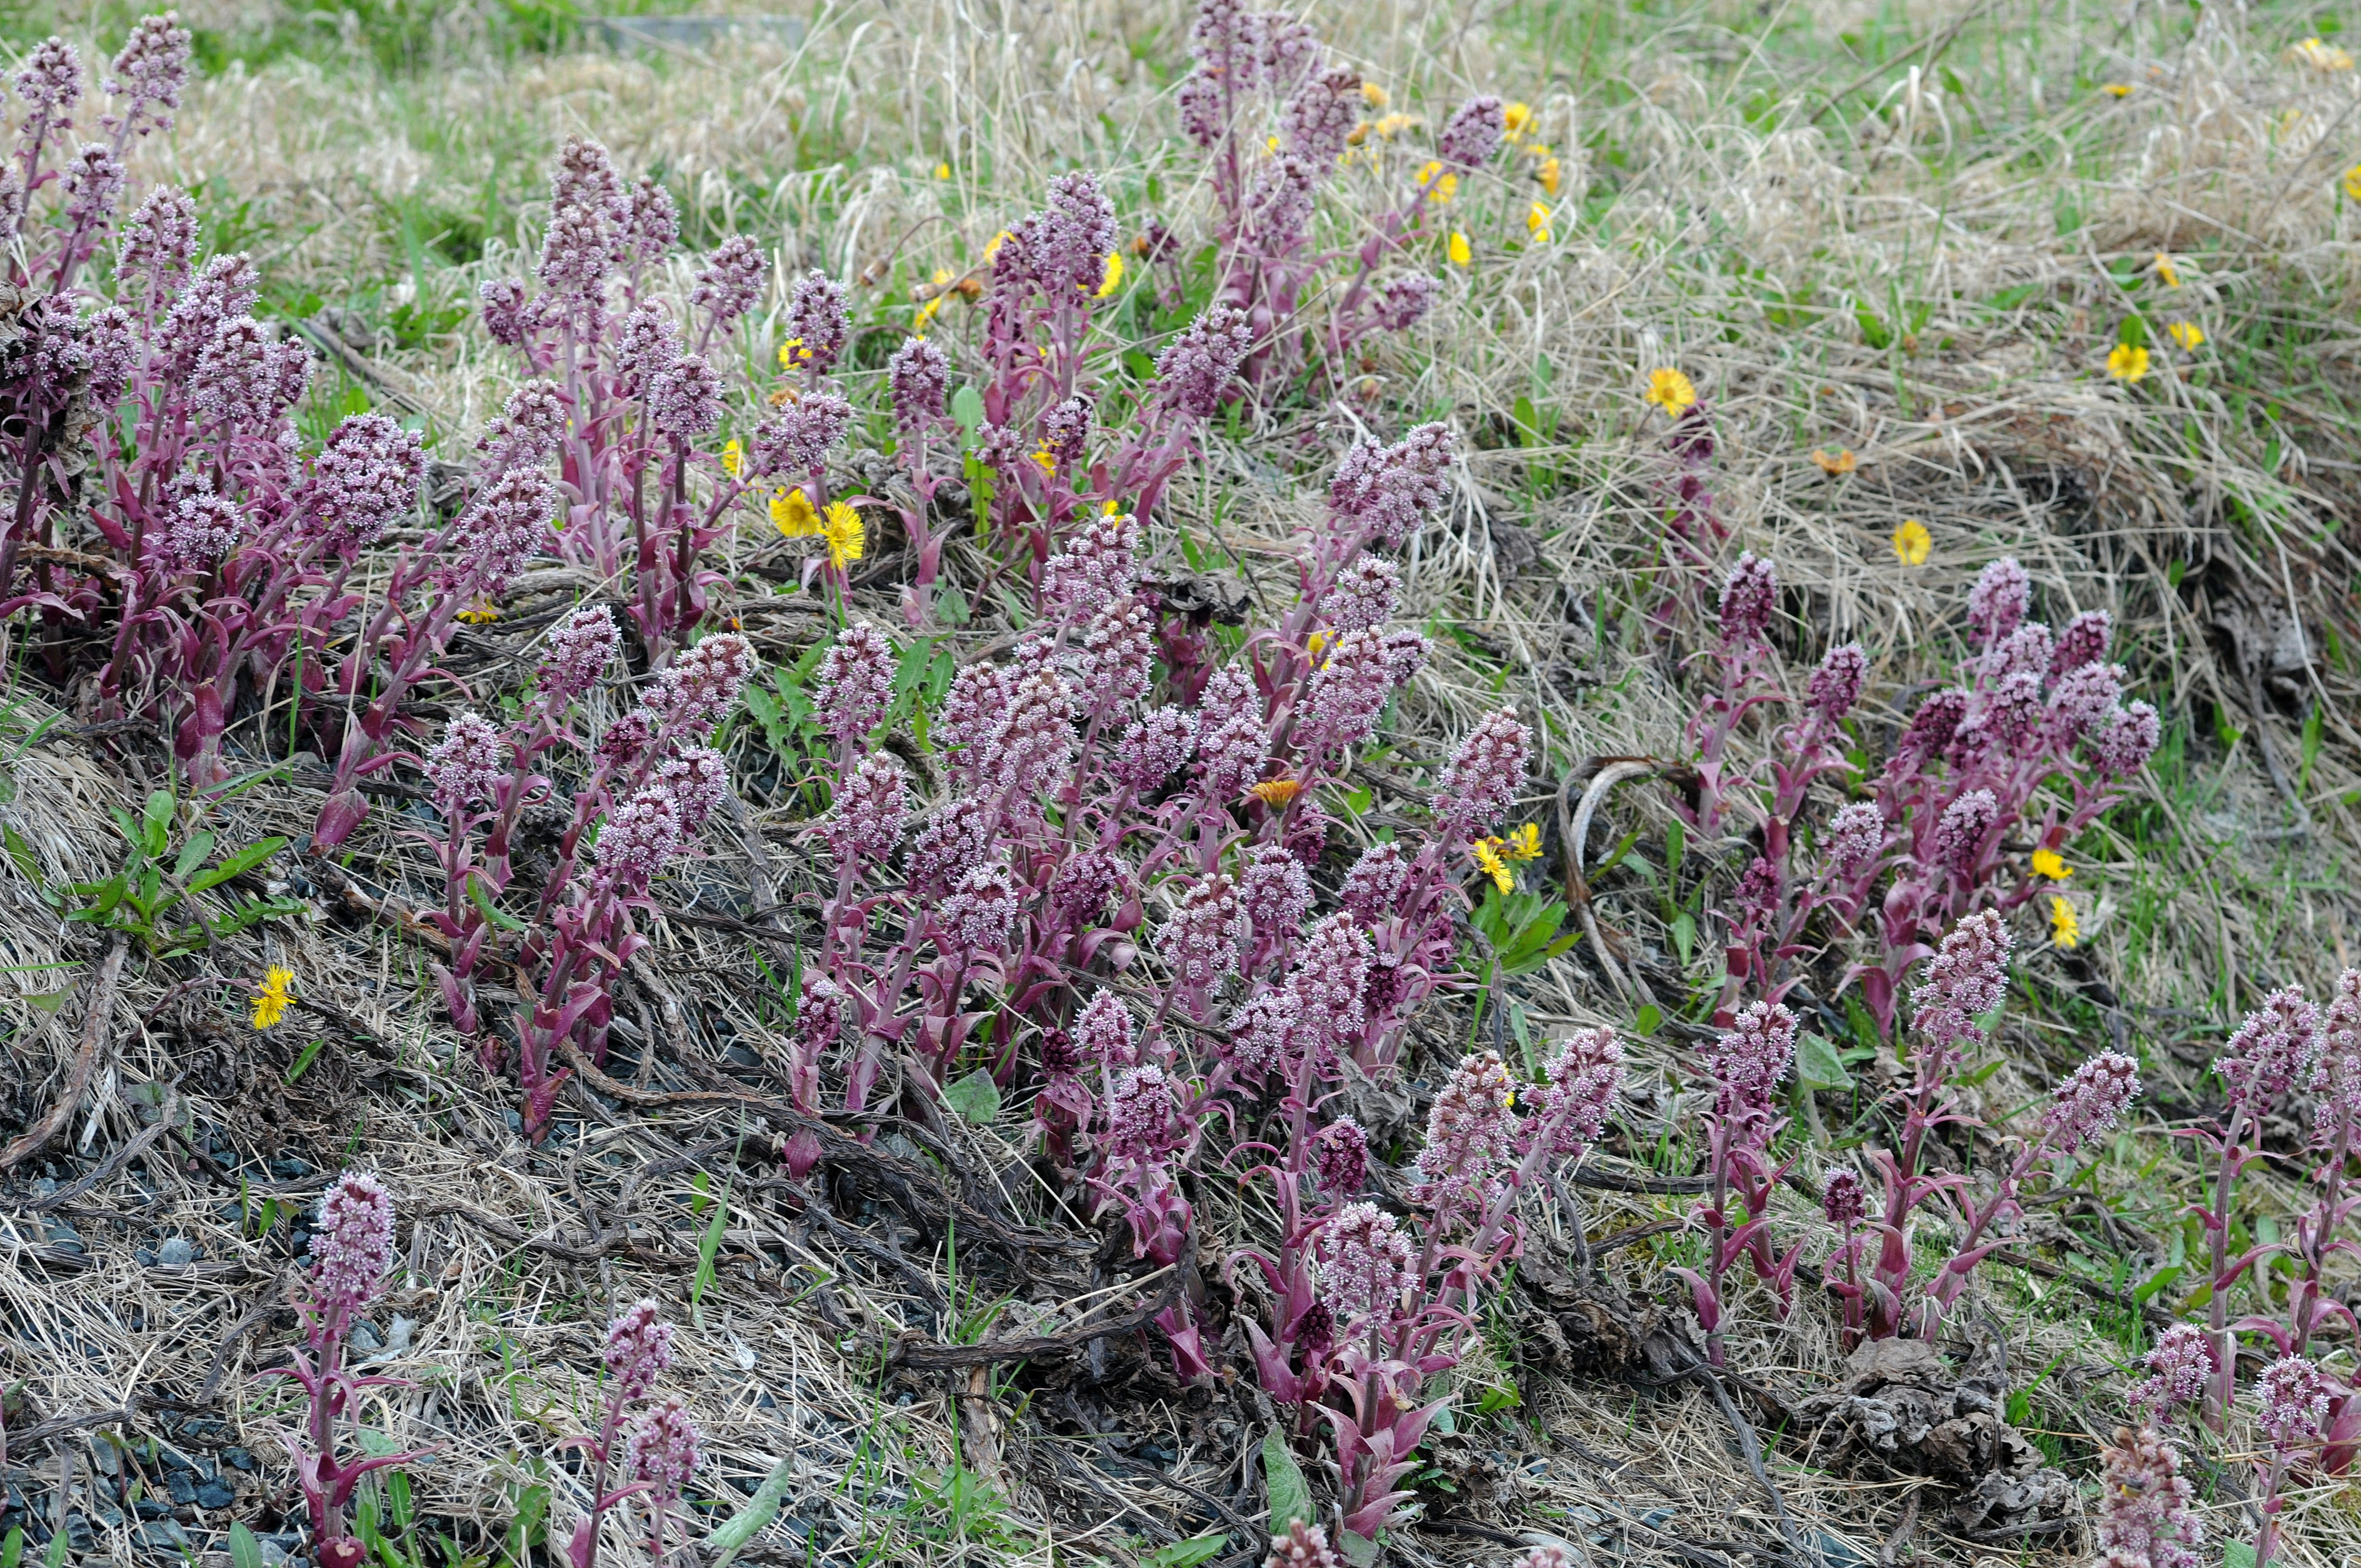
308, 1170, 396, 1315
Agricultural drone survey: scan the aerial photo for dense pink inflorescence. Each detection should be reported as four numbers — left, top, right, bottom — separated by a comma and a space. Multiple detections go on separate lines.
1411, 1050, 1516, 1221
308, 1171, 396, 1314
2042, 1050, 2140, 1154
2216, 987, 2321, 1119
601, 1300, 676, 1400
2128, 1325, 2213, 1419
2095, 1424, 2204, 1568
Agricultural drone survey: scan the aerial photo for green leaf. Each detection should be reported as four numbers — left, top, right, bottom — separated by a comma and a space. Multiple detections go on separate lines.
704, 1458, 795, 1568
1856, 306, 1892, 350
187, 835, 289, 892
21, 990, 67, 1015
943, 1068, 1002, 1125
140, 790, 175, 858
2224, 1544, 2257, 1568
950, 384, 986, 434
284, 1037, 327, 1085
1337, 1530, 1378, 1568
1262, 1430, 1312, 1531
934, 579, 971, 626
173, 830, 215, 881
39, 1531, 62, 1568
2131, 1262, 2183, 1305
1634, 1003, 1663, 1037
690, 1181, 730, 1316
1794, 1032, 1854, 1092
1511, 393, 1543, 449
2, 1525, 24, 1568
3, 825, 41, 882
467, 873, 527, 932
1141, 1536, 1227, 1568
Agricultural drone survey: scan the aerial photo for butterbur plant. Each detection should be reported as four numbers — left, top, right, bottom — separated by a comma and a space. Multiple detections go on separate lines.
562, 1301, 694, 1568
2094, 1419, 2204, 1568
262, 1172, 433, 1568
2251, 1355, 2336, 1568
1672, 999, 1805, 1365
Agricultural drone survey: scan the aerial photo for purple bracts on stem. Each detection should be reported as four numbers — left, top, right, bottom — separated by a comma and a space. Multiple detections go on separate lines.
1432, 707, 1531, 842
1809, 643, 1867, 721
781, 270, 850, 376
1437, 94, 1506, 169
1114, 706, 1196, 792
2216, 988, 2321, 1119
2095, 1424, 2204, 1568
601, 1301, 676, 1400
1412, 1050, 1516, 1220
1967, 557, 2031, 647
690, 235, 766, 329
426, 713, 505, 811
1718, 553, 1777, 643
2042, 1050, 2140, 1154
887, 335, 950, 432
1319, 1201, 1414, 1323
820, 752, 909, 873
308, 1172, 395, 1314
538, 606, 621, 706
1155, 302, 1253, 418
813, 621, 895, 747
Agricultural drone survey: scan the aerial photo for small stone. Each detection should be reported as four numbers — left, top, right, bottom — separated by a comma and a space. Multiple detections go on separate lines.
165, 1469, 197, 1505
195, 1479, 235, 1510
157, 1237, 197, 1267
220, 1447, 255, 1472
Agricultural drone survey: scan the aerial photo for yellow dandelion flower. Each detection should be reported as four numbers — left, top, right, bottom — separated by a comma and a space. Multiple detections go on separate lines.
2295, 36, 2354, 69
1305, 629, 1328, 662
1362, 81, 1390, 107
2106, 342, 2151, 383
2049, 895, 2080, 949
1504, 823, 1542, 862
1096, 251, 1124, 298
252, 966, 294, 1030
2167, 320, 2205, 350
1892, 518, 1933, 565
2032, 847, 2071, 880
915, 295, 944, 329
778, 337, 808, 372
822, 500, 864, 571
721, 439, 744, 478
1526, 202, 1553, 243
2152, 252, 2180, 287
984, 230, 1013, 260
1265, 134, 1281, 153
1416, 161, 1457, 202
1536, 155, 1562, 196
2102, 81, 2133, 97
1374, 113, 1413, 139
1642, 367, 1697, 415
1032, 443, 1057, 473
2343, 162, 2361, 200
1347, 121, 1371, 147
456, 602, 500, 624
1471, 837, 1515, 895
1504, 101, 1534, 137
1811, 448, 1858, 476
935, 161, 953, 179
771, 487, 819, 538
1448, 231, 1472, 266
1246, 777, 1304, 808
